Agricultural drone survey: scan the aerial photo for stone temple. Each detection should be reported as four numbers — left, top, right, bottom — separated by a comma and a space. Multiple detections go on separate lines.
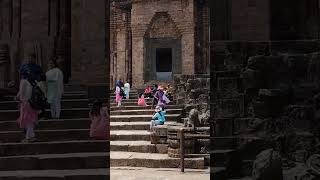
110, 0, 210, 88
0, 0, 320, 179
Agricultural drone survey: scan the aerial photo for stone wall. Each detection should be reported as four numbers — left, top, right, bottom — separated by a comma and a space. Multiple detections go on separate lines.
131, 0, 195, 88
0, 0, 58, 84
210, 40, 320, 177
174, 74, 210, 121
0, 0, 108, 87
71, 0, 107, 85
110, 2, 131, 87
231, 0, 270, 40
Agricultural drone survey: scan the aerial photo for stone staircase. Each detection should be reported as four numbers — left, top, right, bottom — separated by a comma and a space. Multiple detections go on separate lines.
0, 84, 109, 179
110, 90, 208, 170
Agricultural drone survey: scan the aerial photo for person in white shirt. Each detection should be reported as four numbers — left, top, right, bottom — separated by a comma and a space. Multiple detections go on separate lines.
124, 82, 130, 99
46, 60, 64, 119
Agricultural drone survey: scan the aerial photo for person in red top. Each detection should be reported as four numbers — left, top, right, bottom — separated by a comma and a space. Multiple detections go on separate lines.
144, 85, 152, 99
138, 93, 147, 106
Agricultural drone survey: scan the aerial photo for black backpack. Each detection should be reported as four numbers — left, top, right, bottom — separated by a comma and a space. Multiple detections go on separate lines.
27, 78, 47, 110
120, 88, 126, 97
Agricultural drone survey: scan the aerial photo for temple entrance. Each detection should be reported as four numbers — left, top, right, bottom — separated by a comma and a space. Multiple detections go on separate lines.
52, 0, 71, 84
144, 38, 182, 82
156, 48, 172, 80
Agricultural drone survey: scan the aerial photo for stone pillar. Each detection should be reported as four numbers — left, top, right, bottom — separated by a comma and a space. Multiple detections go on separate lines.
20, 0, 51, 68
131, 35, 144, 88
231, 0, 270, 40
116, 27, 127, 81
71, 0, 106, 85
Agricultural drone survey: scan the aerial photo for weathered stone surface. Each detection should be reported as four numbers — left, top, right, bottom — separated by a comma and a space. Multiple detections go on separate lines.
306, 154, 320, 177
283, 163, 318, 180
252, 149, 283, 180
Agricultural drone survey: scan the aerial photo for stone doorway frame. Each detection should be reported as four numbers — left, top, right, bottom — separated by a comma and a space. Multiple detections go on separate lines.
144, 37, 182, 82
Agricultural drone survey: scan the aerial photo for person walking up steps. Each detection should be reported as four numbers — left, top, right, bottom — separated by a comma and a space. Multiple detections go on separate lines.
89, 100, 109, 140
16, 73, 39, 143
20, 53, 47, 119
115, 84, 123, 107
144, 85, 152, 99
46, 60, 64, 119
124, 82, 130, 99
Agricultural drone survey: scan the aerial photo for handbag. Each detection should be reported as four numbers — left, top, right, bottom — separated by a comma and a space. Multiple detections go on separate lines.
162, 94, 170, 104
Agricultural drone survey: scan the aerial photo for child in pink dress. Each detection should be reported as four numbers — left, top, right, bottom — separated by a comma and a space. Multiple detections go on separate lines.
16, 75, 39, 143
89, 100, 109, 140
115, 86, 122, 107
138, 93, 147, 106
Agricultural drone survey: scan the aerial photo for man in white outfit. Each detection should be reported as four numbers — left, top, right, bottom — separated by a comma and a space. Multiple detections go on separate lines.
124, 82, 130, 99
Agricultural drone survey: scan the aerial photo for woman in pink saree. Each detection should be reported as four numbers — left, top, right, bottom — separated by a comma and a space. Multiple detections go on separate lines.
16, 74, 39, 142
89, 100, 109, 140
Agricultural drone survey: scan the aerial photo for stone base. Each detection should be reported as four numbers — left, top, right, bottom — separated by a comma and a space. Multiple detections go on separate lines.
168, 147, 195, 158
150, 125, 168, 144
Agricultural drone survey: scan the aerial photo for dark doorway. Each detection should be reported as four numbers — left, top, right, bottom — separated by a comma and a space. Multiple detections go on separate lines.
156, 48, 172, 72
144, 38, 182, 81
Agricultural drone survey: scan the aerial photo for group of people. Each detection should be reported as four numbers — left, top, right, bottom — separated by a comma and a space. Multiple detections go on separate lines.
16, 53, 109, 142
139, 84, 173, 109
115, 79, 130, 107
16, 54, 64, 142
146, 84, 172, 131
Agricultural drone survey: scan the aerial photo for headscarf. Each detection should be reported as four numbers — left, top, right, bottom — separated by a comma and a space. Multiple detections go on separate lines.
116, 80, 124, 88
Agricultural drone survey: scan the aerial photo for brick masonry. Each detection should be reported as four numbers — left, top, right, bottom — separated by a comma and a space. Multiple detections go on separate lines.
0, 0, 109, 86
131, 0, 196, 88
71, 0, 107, 85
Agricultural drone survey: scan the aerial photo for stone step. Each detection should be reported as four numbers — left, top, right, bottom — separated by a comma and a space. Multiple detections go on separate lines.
110, 122, 149, 131
63, 91, 87, 95
211, 136, 238, 150
210, 149, 236, 167
110, 151, 205, 169
0, 108, 90, 120
0, 99, 90, 110
110, 109, 182, 115
0, 140, 108, 157
0, 152, 109, 171
3, 93, 88, 101
0, 169, 109, 179
110, 101, 175, 107
0, 129, 92, 143
62, 93, 89, 99
110, 141, 167, 154
0, 119, 91, 131
0, 109, 180, 121
111, 130, 150, 141
110, 105, 182, 111
63, 84, 87, 92
110, 114, 181, 122
110, 121, 176, 131
110, 98, 153, 103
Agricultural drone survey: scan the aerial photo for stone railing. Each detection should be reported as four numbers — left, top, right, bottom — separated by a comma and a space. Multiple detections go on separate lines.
173, 74, 211, 155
